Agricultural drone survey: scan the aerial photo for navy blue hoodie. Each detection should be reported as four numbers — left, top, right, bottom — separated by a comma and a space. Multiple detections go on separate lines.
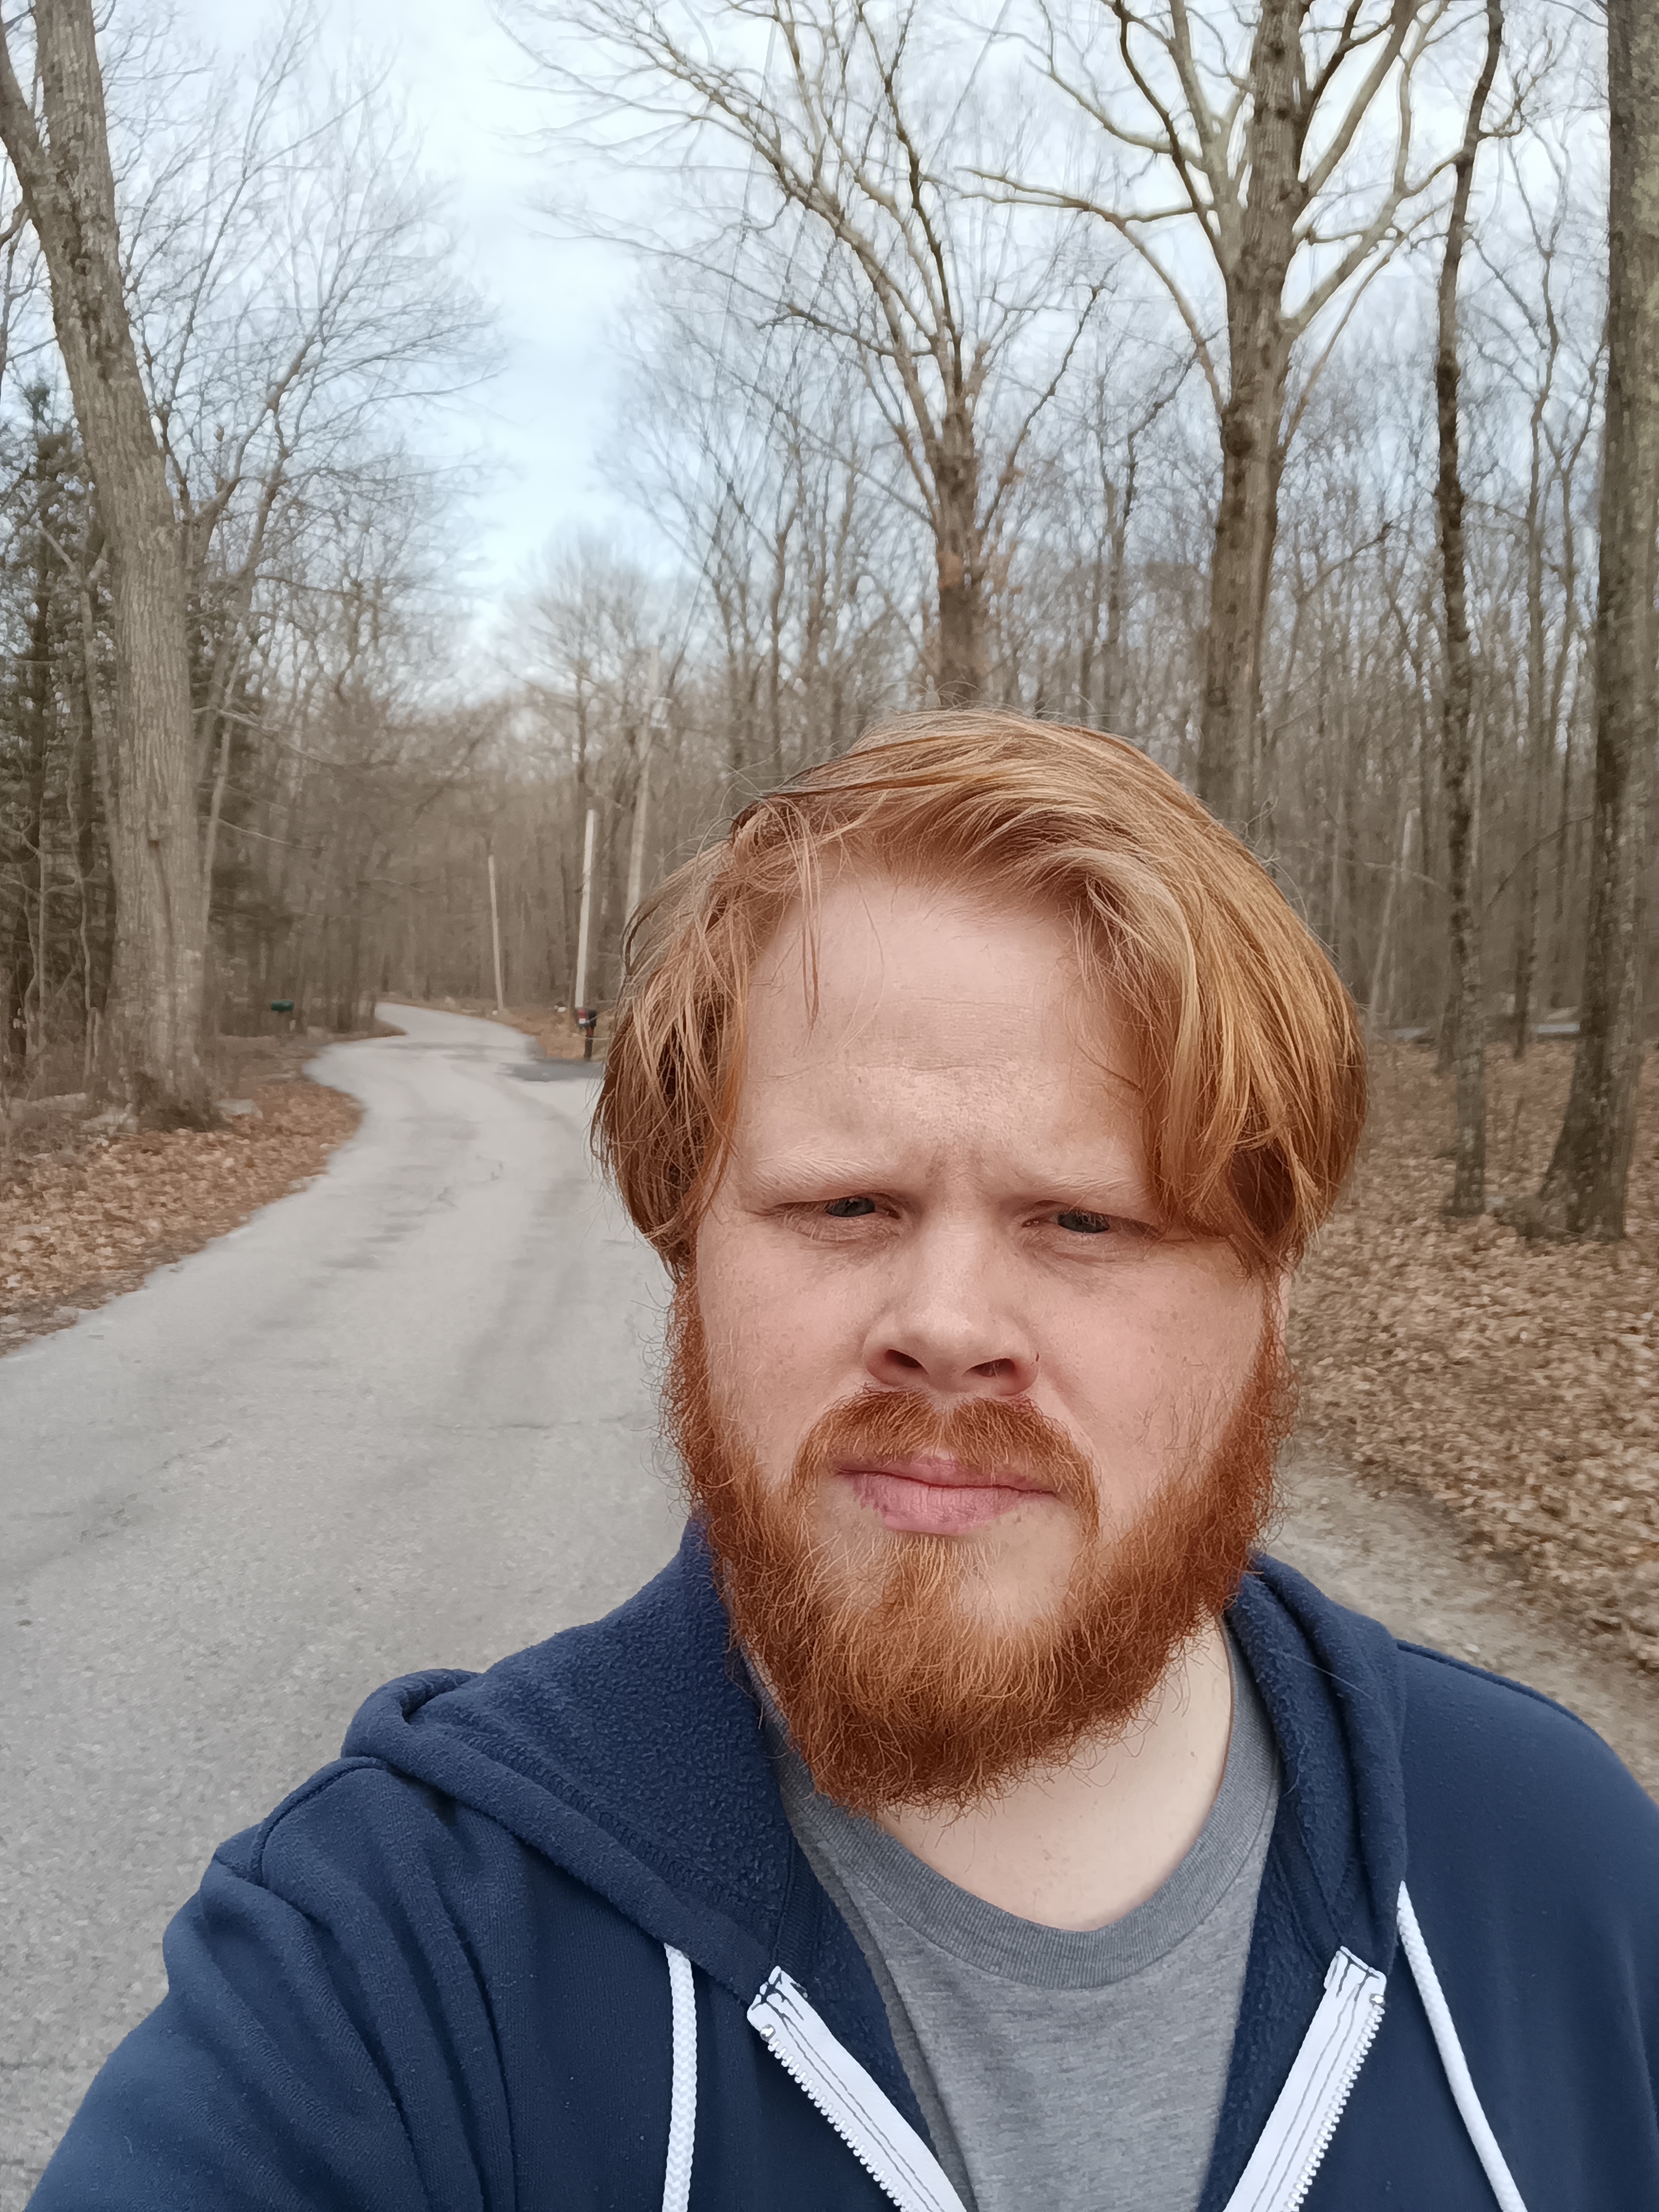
30, 1528, 1659, 2210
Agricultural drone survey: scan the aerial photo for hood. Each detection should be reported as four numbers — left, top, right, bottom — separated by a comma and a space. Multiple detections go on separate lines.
1229, 1554, 1407, 1974
343, 1523, 790, 2002
342, 1520, 919, 2118
344, 1521, 1409, 2032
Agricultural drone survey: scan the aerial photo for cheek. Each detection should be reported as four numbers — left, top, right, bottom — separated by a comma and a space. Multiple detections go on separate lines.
1054, 1274, 1263, 1501
692, 1215, 861, 1465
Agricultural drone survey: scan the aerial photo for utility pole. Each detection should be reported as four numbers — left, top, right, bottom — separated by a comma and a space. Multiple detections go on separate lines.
625, 641, 664, 927
487, 849, 506, 1014
573, 805, 597, 1058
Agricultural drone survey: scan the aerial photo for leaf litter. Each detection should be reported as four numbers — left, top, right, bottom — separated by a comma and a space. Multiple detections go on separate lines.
0, 1039, 361, 1352
1293, 1040, 1659, 1676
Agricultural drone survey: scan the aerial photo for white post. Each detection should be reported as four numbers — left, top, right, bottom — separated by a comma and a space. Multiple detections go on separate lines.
624, 766, 650, 928
572, 805, 597, 1014
487, 850, 506, 1014
625, 642, 662, 927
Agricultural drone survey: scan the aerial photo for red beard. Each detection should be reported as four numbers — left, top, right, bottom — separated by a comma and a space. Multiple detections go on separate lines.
666, 1289, 1293, 1816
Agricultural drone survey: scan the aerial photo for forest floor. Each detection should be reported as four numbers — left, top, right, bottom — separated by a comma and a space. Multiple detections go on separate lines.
1293, 1039, 1659, 1680
0, 1034, 365, 1356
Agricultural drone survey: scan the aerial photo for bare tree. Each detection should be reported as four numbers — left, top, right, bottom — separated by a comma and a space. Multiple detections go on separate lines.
517, 0, 1101, 704
1009, 0, 1463, 830
1520, 0, 1659, 1240
1470, 148, 1599, 1061
0, 0, 209, 1117
1435, 0, 1504, 1218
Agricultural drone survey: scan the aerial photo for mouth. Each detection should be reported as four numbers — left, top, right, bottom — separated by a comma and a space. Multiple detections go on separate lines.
837, 1455, 1056, 1536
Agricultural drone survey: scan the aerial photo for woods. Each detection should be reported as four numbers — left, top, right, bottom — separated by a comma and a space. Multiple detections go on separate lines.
0, 0, 1653, 1235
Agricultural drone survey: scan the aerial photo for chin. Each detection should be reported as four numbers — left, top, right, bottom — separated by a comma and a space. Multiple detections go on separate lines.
820, 1508, 1076, 1630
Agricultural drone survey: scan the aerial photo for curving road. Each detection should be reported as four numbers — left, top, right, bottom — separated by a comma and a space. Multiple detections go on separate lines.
0, 1008, 683, 2205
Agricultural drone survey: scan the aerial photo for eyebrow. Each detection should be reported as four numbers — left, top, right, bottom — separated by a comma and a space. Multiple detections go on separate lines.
737, 1150, 1154, 1205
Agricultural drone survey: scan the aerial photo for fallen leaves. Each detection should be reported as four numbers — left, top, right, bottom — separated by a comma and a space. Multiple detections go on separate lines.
0, 1070, 360, 1351
1294, 1041, 1659, 1673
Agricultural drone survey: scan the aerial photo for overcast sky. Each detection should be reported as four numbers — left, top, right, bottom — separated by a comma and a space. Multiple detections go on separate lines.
179, 0, 649, 607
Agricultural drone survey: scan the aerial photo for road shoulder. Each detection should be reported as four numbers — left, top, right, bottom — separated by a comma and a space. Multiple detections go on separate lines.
1274, 1442, 1659, 1799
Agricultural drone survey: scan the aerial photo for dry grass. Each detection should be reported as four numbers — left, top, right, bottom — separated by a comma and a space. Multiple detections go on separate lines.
0, 1037, 361, 1352
1294, 1041, 1659, 1673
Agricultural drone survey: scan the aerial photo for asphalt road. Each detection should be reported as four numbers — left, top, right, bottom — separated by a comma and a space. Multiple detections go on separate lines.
0, 1007, 685, 2205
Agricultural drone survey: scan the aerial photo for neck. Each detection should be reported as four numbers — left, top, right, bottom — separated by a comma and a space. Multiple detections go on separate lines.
874, 1616, 1235, 1931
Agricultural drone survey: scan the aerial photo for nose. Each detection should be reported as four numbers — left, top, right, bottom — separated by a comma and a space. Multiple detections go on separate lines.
861, 1227, 1037, 1399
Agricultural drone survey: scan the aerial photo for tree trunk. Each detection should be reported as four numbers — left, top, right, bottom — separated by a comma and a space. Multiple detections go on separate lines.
1511, 406, 1549, 1058
1434, 0, 1503, 1219
1511, 286, 1567, 1061
1100, 462, 1132, 737
1196, 0, 1302, 833
5, 429, 56, 1076
1547, 650, 1579, 1013
0, 0, 209, 1122
1077, 540, 1102, 729
1367, 805, 1417, 1030
934, 399, 985, 707
767, 520, 788, 776
1522, 0, 1659, 1240
1202, 354, 1287, 833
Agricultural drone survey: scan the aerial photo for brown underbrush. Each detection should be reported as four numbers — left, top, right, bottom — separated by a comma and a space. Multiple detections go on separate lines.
0, 1037, 361, 1351
1294, 1041, 1659, 1673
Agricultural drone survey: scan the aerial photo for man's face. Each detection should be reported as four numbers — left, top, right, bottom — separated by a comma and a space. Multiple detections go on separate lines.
694, 878, 1271, 1621
679, 875, 1287, 1812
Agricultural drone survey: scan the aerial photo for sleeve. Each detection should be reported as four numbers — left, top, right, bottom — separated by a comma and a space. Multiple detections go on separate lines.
29, 1769, 512, 2212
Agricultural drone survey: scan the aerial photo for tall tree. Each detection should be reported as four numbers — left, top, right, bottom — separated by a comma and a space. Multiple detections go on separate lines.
1017, 0, 1453, 831
1434, 0, 1504, 1219
521, 0, 1098, 706
0, 0, 210, 1118
1520, 0, 1659, 1240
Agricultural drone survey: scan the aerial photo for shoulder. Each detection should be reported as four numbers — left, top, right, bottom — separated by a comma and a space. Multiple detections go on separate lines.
1394, 1638, 1659, 1897
201, 1752, 657, 2023
218, 1752, 543, 1915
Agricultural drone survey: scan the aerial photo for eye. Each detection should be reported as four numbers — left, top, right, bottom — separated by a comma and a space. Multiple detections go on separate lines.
823, 1195, 878, 1218
1056, 1208, 1113, 1235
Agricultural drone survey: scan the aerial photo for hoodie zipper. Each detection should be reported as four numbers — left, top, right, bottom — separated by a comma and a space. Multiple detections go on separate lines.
1221, 1947, 1387, 2212
750, 1944, 1383, 2212
747, 1968, 969, 2212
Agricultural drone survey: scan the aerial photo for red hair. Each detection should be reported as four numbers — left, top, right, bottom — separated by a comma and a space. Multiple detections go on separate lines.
595, 711, 1366, 1275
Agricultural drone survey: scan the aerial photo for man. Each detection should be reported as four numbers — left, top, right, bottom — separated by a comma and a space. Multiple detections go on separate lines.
32, 713, 1659, 2210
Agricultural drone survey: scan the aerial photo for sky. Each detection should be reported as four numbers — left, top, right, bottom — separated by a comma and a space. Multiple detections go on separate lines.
178, 0, 649, 605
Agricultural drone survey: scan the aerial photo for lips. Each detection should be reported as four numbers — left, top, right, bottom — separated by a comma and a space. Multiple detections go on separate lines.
839, 1455, 1054, 1536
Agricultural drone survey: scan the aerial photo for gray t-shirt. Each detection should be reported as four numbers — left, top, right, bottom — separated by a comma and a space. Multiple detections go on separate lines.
770, 1635, 1279, 2212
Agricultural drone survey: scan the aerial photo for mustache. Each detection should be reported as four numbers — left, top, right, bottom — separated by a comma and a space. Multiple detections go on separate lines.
667, 1280, 1291, 1815
793, 1388, 1100, 1534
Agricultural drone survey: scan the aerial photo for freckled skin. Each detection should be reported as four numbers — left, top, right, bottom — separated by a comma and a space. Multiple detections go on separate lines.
693, 878, 1277, 1928
695, 878, 1265, 1626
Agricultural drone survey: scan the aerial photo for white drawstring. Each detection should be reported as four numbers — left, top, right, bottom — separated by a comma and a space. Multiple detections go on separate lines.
661, 1945, 697, 2212
664, 1900, 1520, 2212
1396, 1884, 1530, 2212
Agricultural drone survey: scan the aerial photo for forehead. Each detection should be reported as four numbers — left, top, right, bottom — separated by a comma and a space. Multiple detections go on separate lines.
738, 877, 1143, 1146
